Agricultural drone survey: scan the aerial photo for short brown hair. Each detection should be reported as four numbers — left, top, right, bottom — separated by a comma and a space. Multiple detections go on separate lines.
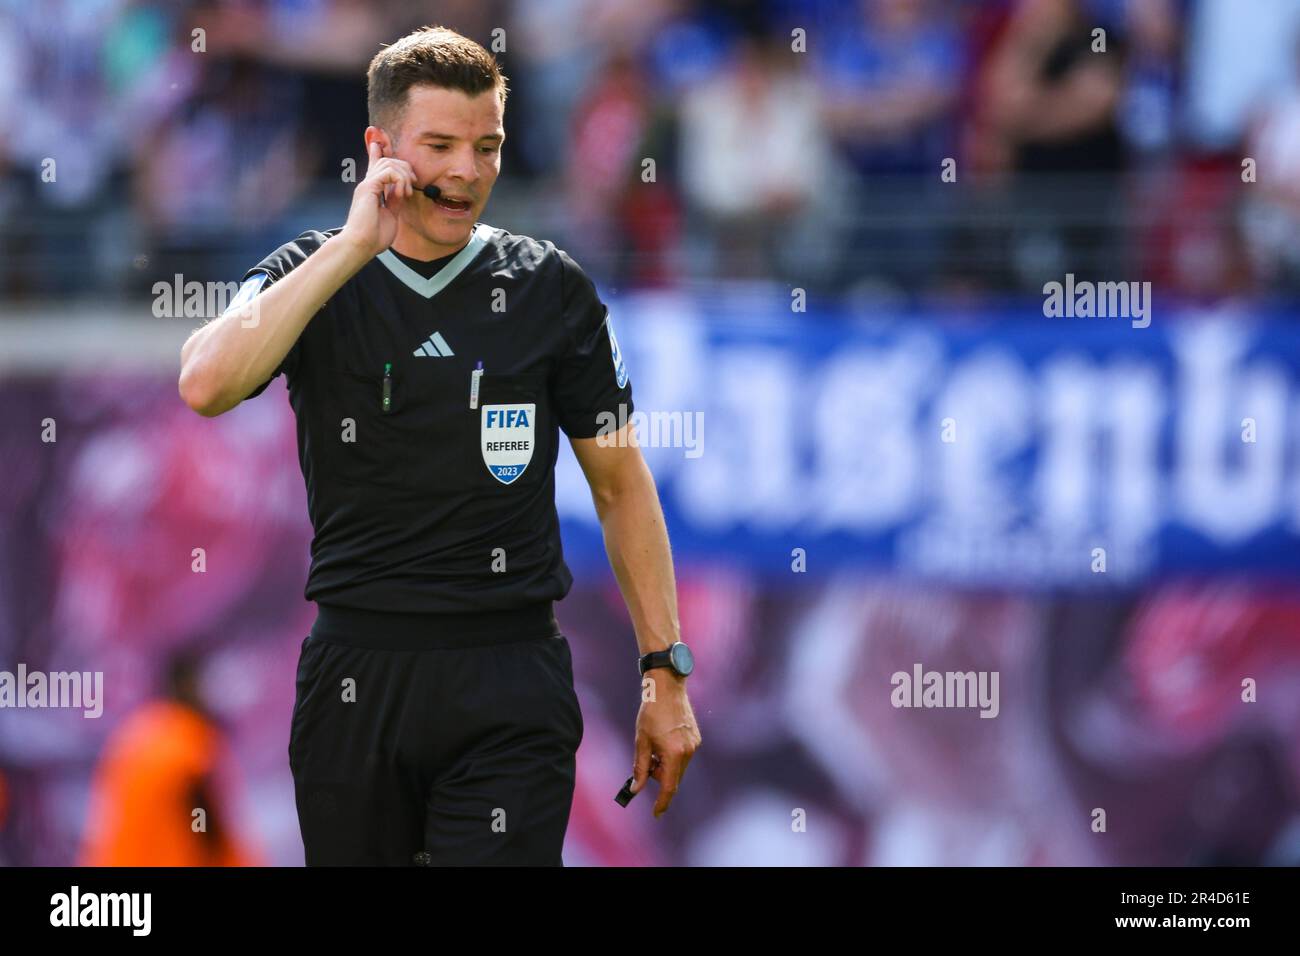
366, 26, 509, 132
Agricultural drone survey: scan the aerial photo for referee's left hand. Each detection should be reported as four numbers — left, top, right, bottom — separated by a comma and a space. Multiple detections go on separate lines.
631, 672, 701, 818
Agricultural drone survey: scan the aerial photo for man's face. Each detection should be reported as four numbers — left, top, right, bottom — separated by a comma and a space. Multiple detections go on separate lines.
385, 84, 504, 252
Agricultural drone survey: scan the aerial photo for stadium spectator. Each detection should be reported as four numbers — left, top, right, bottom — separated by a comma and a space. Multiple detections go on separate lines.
563, 45, 682, 287
976, 0, 1129, 287
678, 29, 831, 282
815, 0, 963, 292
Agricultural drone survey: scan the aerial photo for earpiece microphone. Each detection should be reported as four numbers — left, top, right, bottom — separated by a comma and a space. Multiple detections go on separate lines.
379, 183, 440, 209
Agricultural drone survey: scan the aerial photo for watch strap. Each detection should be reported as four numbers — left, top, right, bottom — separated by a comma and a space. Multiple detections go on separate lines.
638, 649, 673, 676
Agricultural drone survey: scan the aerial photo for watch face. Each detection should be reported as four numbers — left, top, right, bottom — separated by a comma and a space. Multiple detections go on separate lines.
670, 642, 694, 676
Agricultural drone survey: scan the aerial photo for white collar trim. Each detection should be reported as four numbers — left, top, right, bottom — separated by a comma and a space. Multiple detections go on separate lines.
377, 223, 494, 298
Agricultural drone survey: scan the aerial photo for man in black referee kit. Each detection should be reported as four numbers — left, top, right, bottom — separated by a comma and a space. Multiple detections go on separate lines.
178, 25, 700, 866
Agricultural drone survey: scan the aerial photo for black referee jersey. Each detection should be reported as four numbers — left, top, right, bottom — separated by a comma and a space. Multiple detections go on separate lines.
239, 222, 634, 617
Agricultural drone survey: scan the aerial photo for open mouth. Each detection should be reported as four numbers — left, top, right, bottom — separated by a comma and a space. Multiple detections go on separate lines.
434, 195, 472, 212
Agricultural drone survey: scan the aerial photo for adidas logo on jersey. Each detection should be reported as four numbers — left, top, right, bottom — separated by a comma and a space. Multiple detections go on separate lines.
413, 332, 455, 357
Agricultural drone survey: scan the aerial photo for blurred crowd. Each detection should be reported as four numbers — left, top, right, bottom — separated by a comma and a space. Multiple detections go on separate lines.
4, 0, 1300, 303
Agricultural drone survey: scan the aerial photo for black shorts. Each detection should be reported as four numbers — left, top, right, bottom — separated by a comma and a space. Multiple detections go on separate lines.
288, 602, 584, 866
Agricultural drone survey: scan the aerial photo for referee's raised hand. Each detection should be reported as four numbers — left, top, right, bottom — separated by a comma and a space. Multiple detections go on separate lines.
341, 138, 417, 259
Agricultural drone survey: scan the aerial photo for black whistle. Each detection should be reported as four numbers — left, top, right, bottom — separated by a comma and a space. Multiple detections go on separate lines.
615, 775, 638, 807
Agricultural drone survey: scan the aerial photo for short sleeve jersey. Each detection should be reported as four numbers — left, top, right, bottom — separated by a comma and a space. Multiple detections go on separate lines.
239, 222, 634, 613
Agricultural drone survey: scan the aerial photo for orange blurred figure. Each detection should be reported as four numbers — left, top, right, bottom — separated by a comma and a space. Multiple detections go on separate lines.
79, 652, 259, 867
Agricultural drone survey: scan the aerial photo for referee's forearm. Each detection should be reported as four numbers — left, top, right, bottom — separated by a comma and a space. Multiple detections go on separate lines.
179, 233, 371, 416
593, 462, 682, 656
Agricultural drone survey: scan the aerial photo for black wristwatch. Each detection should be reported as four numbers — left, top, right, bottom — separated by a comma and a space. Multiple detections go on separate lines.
638, 641, 695, 678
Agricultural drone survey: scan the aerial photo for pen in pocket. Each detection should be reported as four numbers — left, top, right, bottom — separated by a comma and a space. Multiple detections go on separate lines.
382, 362, 392, 413
469, 360, 483, 410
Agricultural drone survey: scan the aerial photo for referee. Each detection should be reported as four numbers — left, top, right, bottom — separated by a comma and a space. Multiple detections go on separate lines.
178, 26, 700, 866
